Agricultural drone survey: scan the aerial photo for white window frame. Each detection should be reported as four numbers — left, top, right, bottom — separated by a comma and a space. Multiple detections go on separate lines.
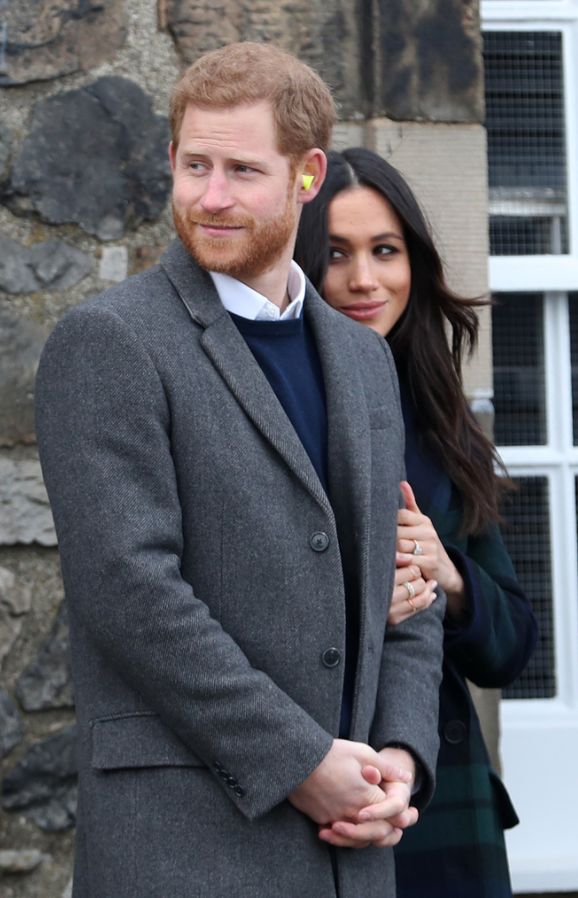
482, 2, 578, 706
482, 4, 578, 889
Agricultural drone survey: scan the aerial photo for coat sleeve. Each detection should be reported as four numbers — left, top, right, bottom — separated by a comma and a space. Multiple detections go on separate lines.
35, 304, 333, 821
369, 596, 446, 809
368, 340, 445, 809
443, 524, 538, 687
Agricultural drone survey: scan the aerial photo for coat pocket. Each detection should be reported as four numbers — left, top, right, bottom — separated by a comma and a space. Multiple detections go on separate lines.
90, 712, 204, 770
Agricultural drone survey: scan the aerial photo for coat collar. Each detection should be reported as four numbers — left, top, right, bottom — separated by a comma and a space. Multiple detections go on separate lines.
161, 240, 331, 515
160, 239, 371, 549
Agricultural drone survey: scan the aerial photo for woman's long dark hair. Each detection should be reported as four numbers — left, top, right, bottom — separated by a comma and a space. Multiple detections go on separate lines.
294, 147, 508, 535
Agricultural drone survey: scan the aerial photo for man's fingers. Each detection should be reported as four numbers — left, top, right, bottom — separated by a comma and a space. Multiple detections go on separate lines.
387, 806, 419, 829
323, 819, 403, 848
356, 794, 408, 823
360, 764, 382, 785
373, 757, 412, 784
318, 826, 371, 849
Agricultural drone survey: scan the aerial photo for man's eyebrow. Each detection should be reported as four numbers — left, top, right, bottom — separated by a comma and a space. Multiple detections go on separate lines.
178, 150, 267, 168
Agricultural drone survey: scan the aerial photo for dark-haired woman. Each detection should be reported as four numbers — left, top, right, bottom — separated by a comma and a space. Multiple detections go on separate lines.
294, 148, 538, 898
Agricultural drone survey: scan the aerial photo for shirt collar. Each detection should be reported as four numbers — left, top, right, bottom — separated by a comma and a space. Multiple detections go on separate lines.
209, 261, 306, 322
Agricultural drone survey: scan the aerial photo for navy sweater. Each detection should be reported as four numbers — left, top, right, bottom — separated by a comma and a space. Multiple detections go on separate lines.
231, 312, 355, 736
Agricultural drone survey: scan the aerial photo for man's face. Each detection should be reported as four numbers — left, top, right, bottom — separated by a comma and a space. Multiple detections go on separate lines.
170, 101, 299, 285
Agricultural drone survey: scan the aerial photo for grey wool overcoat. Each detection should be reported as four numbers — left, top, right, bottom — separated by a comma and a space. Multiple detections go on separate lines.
35, 239, 444, 898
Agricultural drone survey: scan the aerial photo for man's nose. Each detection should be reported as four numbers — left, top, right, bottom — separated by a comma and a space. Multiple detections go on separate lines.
200, 172, 234, 213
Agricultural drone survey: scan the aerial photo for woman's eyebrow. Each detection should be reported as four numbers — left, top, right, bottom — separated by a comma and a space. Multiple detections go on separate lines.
328, 231, 404, 242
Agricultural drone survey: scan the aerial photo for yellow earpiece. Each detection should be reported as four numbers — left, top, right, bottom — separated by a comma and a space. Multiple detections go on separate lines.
302, 174, 315, 191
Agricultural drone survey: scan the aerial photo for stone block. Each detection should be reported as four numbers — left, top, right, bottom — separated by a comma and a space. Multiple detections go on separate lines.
99, 245, 128, 283
159, 0, 483, 122
15, 603, 73, 711
0, 236, 92, 294
0, 0, 127, 87
0, 849, 46, 874
1, 725, 77, 831
0, 309, 47, 447
130, 244, 166, 275
373, 0, 483, 123
6, 77, 171, 240
0, 458, 57, 546
0, 126, 10, 182
0, 688, 24, 759
0, 565, 32, 671
159, 0, 365, 118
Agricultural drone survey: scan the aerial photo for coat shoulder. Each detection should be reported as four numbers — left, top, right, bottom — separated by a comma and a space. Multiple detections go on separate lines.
45, 263, 198, 361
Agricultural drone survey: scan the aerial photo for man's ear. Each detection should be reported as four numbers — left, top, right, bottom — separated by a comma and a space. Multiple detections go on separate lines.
297, 148, 327, 205
169, 141, 176, 174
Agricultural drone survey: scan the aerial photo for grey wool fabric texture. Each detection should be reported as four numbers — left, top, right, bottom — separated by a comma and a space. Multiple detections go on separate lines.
35, 239, 444, 898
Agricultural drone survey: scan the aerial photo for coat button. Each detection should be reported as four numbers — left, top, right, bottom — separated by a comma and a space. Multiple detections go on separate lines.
233, 785, 245, 798
310, 531, 330, 552
322, 647, 341, 668
444, 720, 466, 744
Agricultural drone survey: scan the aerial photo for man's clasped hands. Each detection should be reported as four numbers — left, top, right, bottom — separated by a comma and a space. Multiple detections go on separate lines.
288, 740, 418, 850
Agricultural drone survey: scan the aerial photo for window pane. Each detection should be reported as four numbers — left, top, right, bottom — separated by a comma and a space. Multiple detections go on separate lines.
492, 293, 546, 446
484, 31, 568, 256
502, 477, 556, 699
569, 294, 578, 445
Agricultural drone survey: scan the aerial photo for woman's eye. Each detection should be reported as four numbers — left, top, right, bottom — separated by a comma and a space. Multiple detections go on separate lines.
374, 244, 395, 257
329, 247, 345, 261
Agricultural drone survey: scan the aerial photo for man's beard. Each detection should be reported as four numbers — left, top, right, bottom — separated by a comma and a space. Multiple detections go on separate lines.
172, 194, 297, 282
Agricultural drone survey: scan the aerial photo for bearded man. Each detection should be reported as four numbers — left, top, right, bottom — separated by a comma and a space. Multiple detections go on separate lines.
35, 42, 444, 898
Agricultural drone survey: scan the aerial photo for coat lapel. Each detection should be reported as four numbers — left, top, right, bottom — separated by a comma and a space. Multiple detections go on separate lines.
305, 289, 372, 598
160, 241, 332, 516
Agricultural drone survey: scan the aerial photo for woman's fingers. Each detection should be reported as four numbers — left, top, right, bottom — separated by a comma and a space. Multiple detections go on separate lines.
397, 536, 434, 555
388, 578, 438, 626
394, 563, 421, 583
400, 480, 420, 513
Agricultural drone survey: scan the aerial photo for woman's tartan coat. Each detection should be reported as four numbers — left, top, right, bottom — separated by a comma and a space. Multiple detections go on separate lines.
394, 383, 538, 898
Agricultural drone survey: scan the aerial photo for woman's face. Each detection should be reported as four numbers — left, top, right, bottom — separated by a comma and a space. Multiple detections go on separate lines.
322, 186, 411, 337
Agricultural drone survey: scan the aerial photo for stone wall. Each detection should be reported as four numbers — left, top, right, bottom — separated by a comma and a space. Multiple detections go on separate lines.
0, 2, 484, 895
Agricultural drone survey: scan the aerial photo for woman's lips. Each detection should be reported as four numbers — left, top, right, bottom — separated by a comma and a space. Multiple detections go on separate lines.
339, 301, 386, 321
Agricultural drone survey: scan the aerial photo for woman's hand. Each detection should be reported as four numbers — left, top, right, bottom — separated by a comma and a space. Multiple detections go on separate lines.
389, 561, 438, 626
395, 480, 467, 622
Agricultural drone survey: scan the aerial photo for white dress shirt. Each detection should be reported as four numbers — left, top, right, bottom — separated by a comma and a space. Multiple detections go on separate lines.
209, 261, 306, 321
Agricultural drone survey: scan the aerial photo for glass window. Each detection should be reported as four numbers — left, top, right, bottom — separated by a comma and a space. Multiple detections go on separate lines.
501, 477, 556, 699
569, 294, 578, 445
492, 293, 547, 445
484, 31, 568, 256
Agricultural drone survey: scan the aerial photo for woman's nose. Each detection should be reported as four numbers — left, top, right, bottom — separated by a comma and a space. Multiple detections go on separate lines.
349, 257, 379, 292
